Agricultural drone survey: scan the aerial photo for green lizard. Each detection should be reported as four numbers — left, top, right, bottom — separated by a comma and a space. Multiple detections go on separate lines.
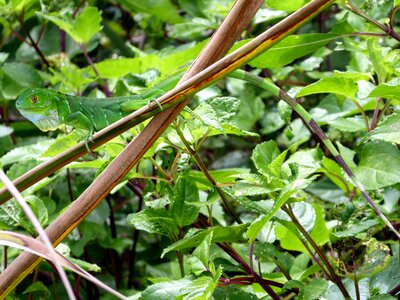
16, 75, 180, 135
14, 70, 400, 238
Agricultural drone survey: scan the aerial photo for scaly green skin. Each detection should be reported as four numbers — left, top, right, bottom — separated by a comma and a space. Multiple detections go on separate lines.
16, 75, 180, 134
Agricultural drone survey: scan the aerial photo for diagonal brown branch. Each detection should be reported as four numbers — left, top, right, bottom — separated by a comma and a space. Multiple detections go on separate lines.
0, 0, 333, 204
0, 0, 335, 296
0, 0, 264, 295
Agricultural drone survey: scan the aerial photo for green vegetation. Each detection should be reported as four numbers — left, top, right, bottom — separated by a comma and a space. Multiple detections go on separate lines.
0, 0, 399, 299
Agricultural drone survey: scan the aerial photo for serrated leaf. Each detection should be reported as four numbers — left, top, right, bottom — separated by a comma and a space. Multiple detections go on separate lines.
126, 209, 179, 240
171, 175, 200, 227
141, 277, 193, 300
251, 141, 281, 177
368, 113, 400, 144
208, 96, 240, 122
162, 224, 247, 257
25, 195, 48, 227
41, 132, 81, 157
194, 102, 225, 133
368, 38, 389, 83
193, 231, 212, 268
284, 148, 323, 179
73, 7, 102, 43
41, 7, 101, 44
180, 273, 219, 300
0, 199, 32, 233
2, 63, 44, 98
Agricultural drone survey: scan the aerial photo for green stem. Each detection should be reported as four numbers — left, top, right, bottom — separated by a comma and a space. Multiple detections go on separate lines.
346, 0, 400, 42
231, 70, 400, 240
282, 204, 351, 299
174, 124, 242, 224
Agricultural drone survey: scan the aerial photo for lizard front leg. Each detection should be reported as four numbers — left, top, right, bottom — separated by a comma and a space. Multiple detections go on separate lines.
65, 112, 96, 152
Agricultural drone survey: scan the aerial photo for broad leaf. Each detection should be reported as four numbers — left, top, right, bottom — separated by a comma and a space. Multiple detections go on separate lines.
354, 141, 400, 189
368, 113, 400, 144
297, 74, 358, 99
161, 224, 247, 256
251, 141, 281, 177
126, 209, 179, 240
1, 62, 44, 98
171, 175, 200, 227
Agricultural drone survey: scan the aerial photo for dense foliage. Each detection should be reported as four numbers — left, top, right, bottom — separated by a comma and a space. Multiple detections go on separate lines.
0, 0, 399, 299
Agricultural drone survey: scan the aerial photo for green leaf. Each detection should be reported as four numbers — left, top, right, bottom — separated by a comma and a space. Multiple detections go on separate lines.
297, 75, 358, 99
25, 195, 48, 227
330, 219, 379, 240
247, 34, 338, 68
73, 7, 102, 43
370, 256, 400, 294
41, 132, 81, 157
254, 242, 294, 273
126, 208, 179, 240
41, 7, 102, 44
141, 277, 193, 300
23, 281, 51, 298
330, 116, 366, 132
354, 141, 400, 189
1, 63, 44, 98
0, 140, 53, 166
208, 96, 241, 122
193, 231, 212, 268
276, 203, 330, 253
368, 82, 400, 99
213, 286, 259, 300
251, 141, 281, 177
284, 148, 323, 179
118, 0, 183, 24
368, 39, 389, 83
0, 199, 32, 233
246, 179, 313, 241
265, 0, 306, 12
194, 102, 225, 133
171, 175, 200, 227
368, 113, 400, 144
358, 238, 391, 276
301, 278, 328, 300
161, 224, 247, 257
180, 272, 220, 300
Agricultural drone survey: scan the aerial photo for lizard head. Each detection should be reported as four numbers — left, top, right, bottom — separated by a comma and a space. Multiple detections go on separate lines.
16, 88, 61, 132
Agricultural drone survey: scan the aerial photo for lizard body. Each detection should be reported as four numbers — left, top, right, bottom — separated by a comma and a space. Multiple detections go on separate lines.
16, 75, 180, 134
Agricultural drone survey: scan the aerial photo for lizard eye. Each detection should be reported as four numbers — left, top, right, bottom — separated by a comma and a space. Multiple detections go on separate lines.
31, 95, 38, 103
